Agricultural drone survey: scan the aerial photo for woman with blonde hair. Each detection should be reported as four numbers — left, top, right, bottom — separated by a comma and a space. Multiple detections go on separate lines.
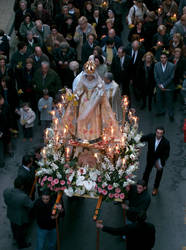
136, 51, 156, 111
169, 32, 184, 54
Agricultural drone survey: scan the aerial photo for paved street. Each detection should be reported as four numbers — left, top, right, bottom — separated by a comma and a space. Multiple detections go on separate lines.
0, 2, 186, 250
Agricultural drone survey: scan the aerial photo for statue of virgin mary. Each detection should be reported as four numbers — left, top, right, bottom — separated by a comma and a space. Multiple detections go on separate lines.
62, 61, 121, 142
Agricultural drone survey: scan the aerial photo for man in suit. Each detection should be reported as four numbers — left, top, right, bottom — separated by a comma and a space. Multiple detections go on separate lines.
3, 176, 33, 249
126, 40, 145, 100
29, 46, 49, 71
141, 127, 170, 196
17, 154, 35, 196
111, 46, 131, 97
154, 51, 175, 121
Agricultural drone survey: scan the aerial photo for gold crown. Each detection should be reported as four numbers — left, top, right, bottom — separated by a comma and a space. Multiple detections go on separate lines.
84, 60, 96, 74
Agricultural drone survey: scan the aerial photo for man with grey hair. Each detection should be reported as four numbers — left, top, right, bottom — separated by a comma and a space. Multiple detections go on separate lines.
29, 46, 49, 70
104, 72, 123, 123
33, 61, 61, 99
25, 31, 41, 55
32, 19, 51, 48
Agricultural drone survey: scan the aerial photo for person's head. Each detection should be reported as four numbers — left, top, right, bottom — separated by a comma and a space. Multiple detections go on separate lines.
93, 46, 102, 57
41, 61, 50, 74
0, 94, 4, 105
104, 72, 113, 84
79, 16, 88, 30
173, 32, 183, 44
94, 55, 104, 66
22, 102, 30, 112
26, 58, 33, 70
65, 15, 73, 25
160, 52, 168, 64
157, 25, 166, 36
19, 0, 27, 11
106, 37, 114, 48
84, 1, 93, 11
22, 154, 33, 167
1, 76, 11, 89
34, 146, 42, 160
183, 6, 186, 15
117, 46, 126, 58
43, 88, 49, 99
136, 0, 143, 8
174, 48, 182, 58
67, 0, 74, 10
17, 42, 27, 53
35, 46, 42, 56
35, 19, 43, 31
51, 25, 58, 36
108, 9, 114, 19
69, 60, 79, 72
62, 5, 69, 15
136, 21, 143, 29
14, 176, 25, 190
24, 14, 31, 24
37, 2, 43, 12
165, 0, 172, 5
60, 42, 69, 53
142, 51, 154, 63
132, 40, 140, 51
146, 11, 156, 22
136, 179, 146, 194
106, 19, 113, 30
87, 33, 96, 44
41, 189, 51, 204
93, 8, 99, 17
0, 56, 6, 67
155, 127, 165, 139
108, 28, 116, 39
27, 31, 33, 41
181, 14, 186, 26
86, 74, 95, 81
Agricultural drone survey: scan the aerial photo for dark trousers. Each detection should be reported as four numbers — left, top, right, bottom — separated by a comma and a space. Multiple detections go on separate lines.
156, 88, 174, 116
22, 126, 33, 139
11, 222, 28, 248
143, 163, 164, 189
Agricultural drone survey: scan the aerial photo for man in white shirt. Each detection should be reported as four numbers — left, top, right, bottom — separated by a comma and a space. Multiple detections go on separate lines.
141, 127, 170, 196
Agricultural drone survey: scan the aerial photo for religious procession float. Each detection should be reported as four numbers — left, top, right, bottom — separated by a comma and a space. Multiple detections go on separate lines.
35, 60, 145, 221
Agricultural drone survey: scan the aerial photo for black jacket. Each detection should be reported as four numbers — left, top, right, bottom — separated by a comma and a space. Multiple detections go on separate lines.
17, 166, 35, 195
103, 222, 155, 250
141, 133, 170, 166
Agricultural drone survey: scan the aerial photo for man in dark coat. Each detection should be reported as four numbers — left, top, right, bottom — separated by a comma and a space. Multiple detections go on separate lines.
96, 211, 155, 250
111, 46, 131, 97
17, 154, 35, 196
3, 176, 33, 249
141, 127, 170, 196
33, 61, 61, 99
81, 33, 98, 65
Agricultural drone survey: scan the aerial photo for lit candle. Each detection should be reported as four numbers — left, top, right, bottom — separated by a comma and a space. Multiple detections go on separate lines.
94, 153, 99, 162
111, 126, 114, 137
45, 129, 49, 140
115, 145, 120, 154
50, 110, 55, 117
133, 116, 138, 127
54, 118, 58, 130
158, 8, 162, 15
58, 103, 62, 109
122, 158, 126, 167
65, 147, 70, 161
55, 135, 59, 145
121, 136, 125, 147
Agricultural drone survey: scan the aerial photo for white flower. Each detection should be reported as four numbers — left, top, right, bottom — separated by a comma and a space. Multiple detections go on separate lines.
53, 154, 59, 161
83, 180, 95, 191
37, 161, 44, 167
134, 134, 141, 143
51, 163, 59, 171
130, 154, 136, 161
69, 172, 75, 182
76, 176, 85, 186
118, 169, 124, 177
123, 182, 129, 188
60, 157, 65, 164
75, 187, 85, 195
105, 173, 111, 181
113, 183, 119, 188
64, 187, 74, 197
56, 172, 62, 179
127, 179, 135, 185
89, 171, 98, 181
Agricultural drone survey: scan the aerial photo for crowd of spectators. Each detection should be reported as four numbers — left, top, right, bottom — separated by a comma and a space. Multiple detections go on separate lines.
1, 0, 186, 249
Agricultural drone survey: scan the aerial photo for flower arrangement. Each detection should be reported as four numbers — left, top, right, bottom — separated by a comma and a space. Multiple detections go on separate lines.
36, 94, 144, 201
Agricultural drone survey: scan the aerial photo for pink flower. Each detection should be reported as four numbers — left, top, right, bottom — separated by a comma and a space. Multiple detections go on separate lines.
50, 186, 53, 191
60, 180, 65, 185
48, 177, 53, 182
40, 182, 44, 187
98, 187, 102, 193
95, 184, 98, 189
97, 176, 102, 182
55, 187, 60, 192
51, 181, 55, 186
38, 178, 41, 184
47, 184, 51, 188
64, 164, 69, 168
108, 193, 114, 199
61, 186, 66, 190
115, 188, 121, 194
102, 183, 106, 188
53, 178, 59, 184
67, 180, 71, 185
125, 176, 129, 180
114, 193, 120, 199
43, 176, 47, 182
120, 193, 125, 200
107, 184, 113, 190
102, 189, 108, 196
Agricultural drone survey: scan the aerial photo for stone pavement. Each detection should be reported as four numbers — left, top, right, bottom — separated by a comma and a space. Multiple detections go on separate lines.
0, 0, 14, 34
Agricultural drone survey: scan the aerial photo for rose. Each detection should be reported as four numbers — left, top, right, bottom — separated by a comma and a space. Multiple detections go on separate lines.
67, 180, 71, 185
40, 181, 44, 187
53, 178, 59, 185
42, 176, 47, 182
102, 189, 108, 196
60, 180, 65, 185
61, 186, 66, 191
120, 193, 125, 200
98, 187, 102, 193
114, 193, 120, 199
51, 181, 55, 186
48, 177, 53, 182
107, 184, 113, 190
108, 193, 114, 199
64, 164, 69, 168
97, 176, 102, 182
102, 183, 106, 188
115, 188, 121, 194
